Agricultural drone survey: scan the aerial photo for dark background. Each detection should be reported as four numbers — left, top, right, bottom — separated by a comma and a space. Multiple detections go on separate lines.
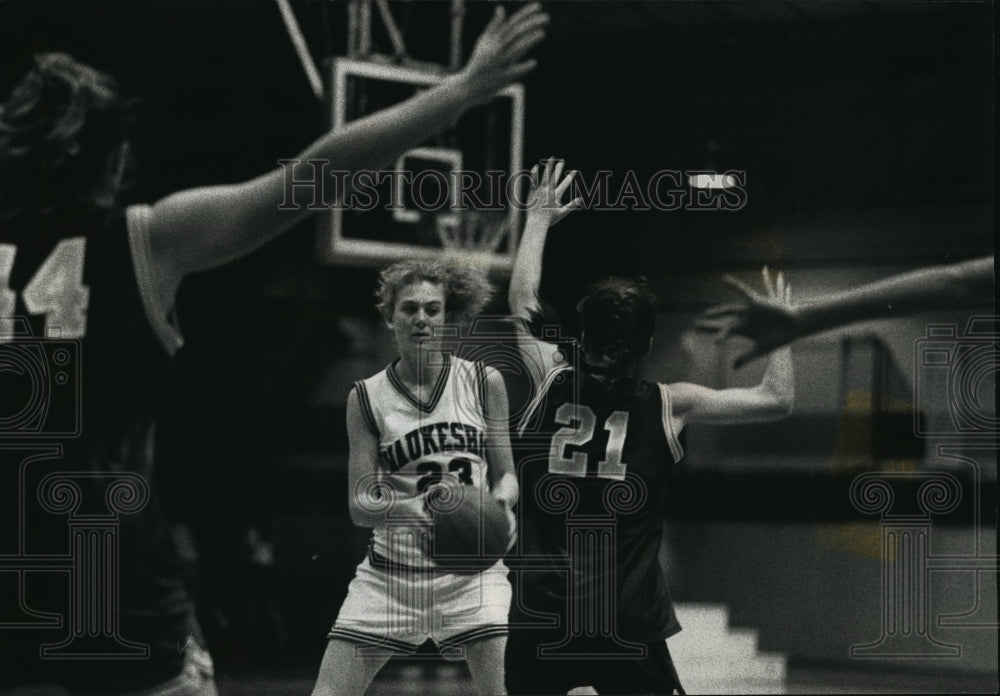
1, 0, 995, 686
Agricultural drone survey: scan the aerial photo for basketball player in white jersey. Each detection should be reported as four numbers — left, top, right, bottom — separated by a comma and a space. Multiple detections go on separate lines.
310, 260, 518, 696
1, 5, 546, 695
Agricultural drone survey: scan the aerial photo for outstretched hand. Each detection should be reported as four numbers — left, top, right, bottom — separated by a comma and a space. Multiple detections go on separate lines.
461, 3, 549, 101
527, 156, 582, 226
696, 266, 799, 368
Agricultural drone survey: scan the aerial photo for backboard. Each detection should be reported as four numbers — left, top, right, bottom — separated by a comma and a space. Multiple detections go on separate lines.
318, 58, 525, 271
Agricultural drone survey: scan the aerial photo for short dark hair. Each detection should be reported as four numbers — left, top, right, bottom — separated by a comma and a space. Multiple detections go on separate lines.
576, 276, 656, 372
0, 53, 135, 219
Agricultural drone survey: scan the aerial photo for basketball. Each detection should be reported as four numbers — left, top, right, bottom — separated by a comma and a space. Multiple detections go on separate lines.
426, 480, 510, 573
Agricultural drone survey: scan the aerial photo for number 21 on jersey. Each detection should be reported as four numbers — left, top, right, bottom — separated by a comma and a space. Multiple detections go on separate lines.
0, 238, 90, 341
548, 403, 629, 480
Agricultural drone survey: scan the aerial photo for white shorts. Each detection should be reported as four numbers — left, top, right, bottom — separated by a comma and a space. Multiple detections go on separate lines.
329, 551, 511, 659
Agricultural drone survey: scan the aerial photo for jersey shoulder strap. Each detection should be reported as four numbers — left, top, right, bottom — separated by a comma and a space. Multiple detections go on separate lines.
125, 205, 184, 356
656, 382, 685, 463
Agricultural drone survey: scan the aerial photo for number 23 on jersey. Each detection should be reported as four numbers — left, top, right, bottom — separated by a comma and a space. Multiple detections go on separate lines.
548, 403, 629, 480
0, 238, 90, 341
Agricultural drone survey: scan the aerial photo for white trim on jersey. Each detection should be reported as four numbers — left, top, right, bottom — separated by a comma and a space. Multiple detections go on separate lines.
126, 205, 185, 356
475, 360, 488, 417
657, 383, 685, 463
386, 355, 452, 413
517, 365, 572, 438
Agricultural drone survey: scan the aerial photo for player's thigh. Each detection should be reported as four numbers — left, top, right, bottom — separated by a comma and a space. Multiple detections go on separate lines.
464, 636, 507, 696
311, 639, 393, 696
433, 562, 511, 628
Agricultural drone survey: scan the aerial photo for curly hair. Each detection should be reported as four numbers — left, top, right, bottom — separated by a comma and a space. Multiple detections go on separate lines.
375, 258, 495, 326
576, 276, 657, 372
0, 53, 135, 220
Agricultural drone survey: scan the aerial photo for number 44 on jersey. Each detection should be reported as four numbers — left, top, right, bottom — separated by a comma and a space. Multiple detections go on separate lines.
0, 238, 90, 341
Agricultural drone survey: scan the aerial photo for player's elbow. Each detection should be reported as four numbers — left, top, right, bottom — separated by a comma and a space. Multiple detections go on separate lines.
348, 509, 375, 529
778, 393, 795, 418
347, 497, 378, 528
770, 391, 795, 419
756, 388, 794, 420
347, 503, 365, 527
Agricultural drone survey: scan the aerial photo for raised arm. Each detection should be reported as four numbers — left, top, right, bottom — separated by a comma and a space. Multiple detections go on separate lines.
508, 157, 580, 321
345, 387, 428, 529
507, 157, 581, 386
671, 268, 795, 430
699, 255, 995, 368
146, 4, 549, 310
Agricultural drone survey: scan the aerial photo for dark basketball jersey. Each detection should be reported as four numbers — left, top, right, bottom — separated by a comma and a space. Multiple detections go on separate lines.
512, 366, 685, 643
1, 207, 193, 691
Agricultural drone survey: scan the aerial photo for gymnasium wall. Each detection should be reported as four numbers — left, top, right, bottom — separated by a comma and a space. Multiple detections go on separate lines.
668, 520, 998, 679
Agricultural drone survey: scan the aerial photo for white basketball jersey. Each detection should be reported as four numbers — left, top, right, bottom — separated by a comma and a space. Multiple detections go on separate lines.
354, 355, 491, 567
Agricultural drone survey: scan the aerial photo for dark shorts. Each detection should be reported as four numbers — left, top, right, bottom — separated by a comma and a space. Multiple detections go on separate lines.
505, 626, 685, 695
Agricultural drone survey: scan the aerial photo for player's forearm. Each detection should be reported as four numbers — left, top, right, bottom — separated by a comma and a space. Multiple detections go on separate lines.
485, 429, 518, 507
508, 209, 552, 318
348, 505, 384, 529
153, 75, 489, 283
757, 345, 794, 418
348, 494, 389, 528
349, 495, 428, 529
308, 76, 484, 196
272, 74, 484, 220
796, 257, 995, 336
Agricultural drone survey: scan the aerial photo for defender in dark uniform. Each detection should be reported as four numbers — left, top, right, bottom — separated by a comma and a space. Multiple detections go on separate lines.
0, 206, 194, 694
504, 159, 795, 695
509, 355, 687, 695
0, 13, 547, 691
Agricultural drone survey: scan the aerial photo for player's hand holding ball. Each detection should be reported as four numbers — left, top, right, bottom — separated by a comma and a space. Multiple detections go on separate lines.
424, 478, 511, 573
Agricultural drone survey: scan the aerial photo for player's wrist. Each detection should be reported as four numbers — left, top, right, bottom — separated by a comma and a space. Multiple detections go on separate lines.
785, 304, 814, 337
450, 69, 496, 107
524, 204, 557, 224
